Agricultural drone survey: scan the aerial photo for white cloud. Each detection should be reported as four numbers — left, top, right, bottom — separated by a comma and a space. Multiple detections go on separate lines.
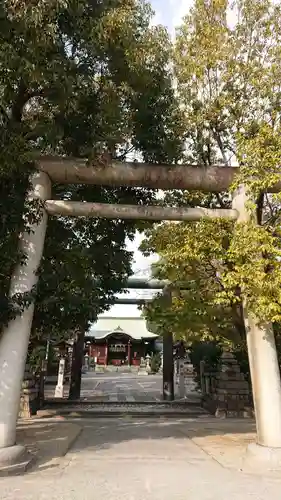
169, 0, 191, 39
150, 8, 165, 27
150, 0, 190, 36
127, 232, 157, 276
151, 0, 238, 39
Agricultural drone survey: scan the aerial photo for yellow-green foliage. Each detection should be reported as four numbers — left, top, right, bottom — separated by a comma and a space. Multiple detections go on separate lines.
141, 0, 281, 339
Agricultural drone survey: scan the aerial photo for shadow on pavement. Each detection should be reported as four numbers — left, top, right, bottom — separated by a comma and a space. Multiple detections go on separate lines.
16, 419, 82, 475
16, 416, 257, 475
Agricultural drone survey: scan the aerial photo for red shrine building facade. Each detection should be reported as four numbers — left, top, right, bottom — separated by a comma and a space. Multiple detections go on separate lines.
84, 317, 159, 367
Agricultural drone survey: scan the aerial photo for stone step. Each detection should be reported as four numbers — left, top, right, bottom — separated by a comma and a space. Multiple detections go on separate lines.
37, 405, 209, 419
43, 398, 202, 407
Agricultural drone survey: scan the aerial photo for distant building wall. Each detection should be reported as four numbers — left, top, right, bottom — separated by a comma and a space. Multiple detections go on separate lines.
88, 316, 154, 339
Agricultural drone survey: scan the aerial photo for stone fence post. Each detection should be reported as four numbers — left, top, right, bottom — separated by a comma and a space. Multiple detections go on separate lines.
55, 357, 66, 398
202, 351, 252, 418
199, 360, 206, 394
18, 365, 40, 418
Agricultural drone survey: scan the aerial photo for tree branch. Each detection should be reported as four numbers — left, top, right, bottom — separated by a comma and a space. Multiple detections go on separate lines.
256, 193, 264, 225
11, 83, 53, 123
11, 80, 29, 122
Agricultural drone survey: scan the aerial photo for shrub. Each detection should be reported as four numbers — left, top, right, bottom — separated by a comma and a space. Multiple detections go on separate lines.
150, 352, 161, 373
189, 339, 222, 386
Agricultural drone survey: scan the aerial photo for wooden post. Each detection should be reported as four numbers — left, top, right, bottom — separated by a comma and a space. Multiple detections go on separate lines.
200, 360, 206, 395
162, 331, 174, 401
161, 286, 175, 401
128, 341, 131, 366
105, 340, 108, 366
68, 330, 85, 400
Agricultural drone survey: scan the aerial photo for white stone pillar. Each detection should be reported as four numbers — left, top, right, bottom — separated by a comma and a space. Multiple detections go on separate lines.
178, 359, 185, 399
160, 352, 163, 372
233, 186, 281, 448
54, 358, 65, 398
145, 354, 151, 374
0, 172, 51, 453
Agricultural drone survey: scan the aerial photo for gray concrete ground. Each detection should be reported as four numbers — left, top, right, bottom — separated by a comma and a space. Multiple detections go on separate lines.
81, 372, 164, 401
1, 417, 281, 500
45, 372, 199, 403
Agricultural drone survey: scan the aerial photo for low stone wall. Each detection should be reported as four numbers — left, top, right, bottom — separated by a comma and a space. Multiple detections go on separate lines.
89, 365, 140, 374
201, 351, 253, 418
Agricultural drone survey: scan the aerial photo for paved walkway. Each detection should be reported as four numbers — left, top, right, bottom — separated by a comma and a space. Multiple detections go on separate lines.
81, 372, 164, 402
45, 372, 199, 403
1, 417, 281, 499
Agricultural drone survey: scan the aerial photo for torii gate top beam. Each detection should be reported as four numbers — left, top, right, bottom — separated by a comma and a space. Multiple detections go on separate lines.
39, 156, 281, 193
112, 297, 152, 304
123, 278, 190, 290
39, 156, 234, 192
93, 278, 190, 290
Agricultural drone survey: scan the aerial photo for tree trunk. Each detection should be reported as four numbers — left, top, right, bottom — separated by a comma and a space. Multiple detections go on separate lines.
162, 331, 174, 401
231, 303, 247, 342
68, 330, 85, 400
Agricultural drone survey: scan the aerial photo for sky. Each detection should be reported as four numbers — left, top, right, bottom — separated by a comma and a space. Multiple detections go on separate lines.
100, 0, 191, 319
150, 0, 190, 35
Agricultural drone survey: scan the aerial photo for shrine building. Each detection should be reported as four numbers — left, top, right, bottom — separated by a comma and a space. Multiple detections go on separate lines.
85, 316, 159, 367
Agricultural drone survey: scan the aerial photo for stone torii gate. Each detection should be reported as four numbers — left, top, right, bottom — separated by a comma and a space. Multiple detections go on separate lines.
1, 156, 281, 469
106, 278, 193, 402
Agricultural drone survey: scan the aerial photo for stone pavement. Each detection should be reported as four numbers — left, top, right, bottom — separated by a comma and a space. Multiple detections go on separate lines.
1, 417, 281, 500
15, 419, 81, 469
45, 372, 199, 403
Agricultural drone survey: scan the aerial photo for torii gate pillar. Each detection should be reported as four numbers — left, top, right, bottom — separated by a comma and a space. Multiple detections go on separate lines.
233, 187, 281, 465
0, 172, 51, 470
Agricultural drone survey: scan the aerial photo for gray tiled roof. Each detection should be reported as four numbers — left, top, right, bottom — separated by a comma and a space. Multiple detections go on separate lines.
86, 326, 158, 341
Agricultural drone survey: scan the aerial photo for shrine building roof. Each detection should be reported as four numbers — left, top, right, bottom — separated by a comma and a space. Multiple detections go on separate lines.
86, 325, 158, 341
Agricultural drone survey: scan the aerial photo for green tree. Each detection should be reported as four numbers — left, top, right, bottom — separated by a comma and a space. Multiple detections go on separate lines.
141, 0, 281, 343
0, 1, 184, 398
0, 0, 183, 331
141, 222, 245, 344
